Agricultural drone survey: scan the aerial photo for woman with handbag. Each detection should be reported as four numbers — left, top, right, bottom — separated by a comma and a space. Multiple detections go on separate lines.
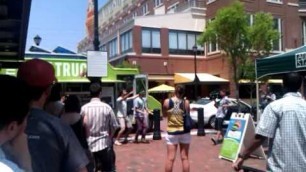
163, 85, 191, 172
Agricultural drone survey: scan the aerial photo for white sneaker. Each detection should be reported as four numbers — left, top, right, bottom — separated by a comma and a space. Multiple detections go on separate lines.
114, 140, 122, 146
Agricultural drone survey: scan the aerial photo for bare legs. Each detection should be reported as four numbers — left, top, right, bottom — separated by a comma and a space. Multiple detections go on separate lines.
165, 143, 190, 172
180, 144, 190, 172
216, 130, 223, 141
165, 144, 177, 172
115, 118, 132, 145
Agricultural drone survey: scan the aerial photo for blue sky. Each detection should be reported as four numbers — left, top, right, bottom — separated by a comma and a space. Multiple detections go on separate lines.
26, 0, 107, 52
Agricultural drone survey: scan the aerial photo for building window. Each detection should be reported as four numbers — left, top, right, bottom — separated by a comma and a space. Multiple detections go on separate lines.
142, 29, 161, 53
167, 2, 179, 13
207, 19, 219, 53
169, 30, 204, 55
108, 38, 118, 59
272, 18, 282, 51
133, 12, 137, 18
155, 0, 163, 7
120, 30, 133, 53
100, 44, 107, 52
142, 3, 149, 15
208, 40, 218, 53
247, 14, 253, 26
303, 21, 306, 45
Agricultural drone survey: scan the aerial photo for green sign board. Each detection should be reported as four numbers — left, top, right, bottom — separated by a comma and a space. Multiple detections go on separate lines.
219, 115, 246, 161
0, 58, 89, 82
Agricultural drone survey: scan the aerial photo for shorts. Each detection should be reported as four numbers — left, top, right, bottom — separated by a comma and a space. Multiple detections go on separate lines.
165, 133, 191, 145
118, 116, 132, 129
215, 117, 224, 131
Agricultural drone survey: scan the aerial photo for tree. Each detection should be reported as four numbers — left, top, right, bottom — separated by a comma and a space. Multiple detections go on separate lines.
241, 12, 279, 105
198, 1, 279, 102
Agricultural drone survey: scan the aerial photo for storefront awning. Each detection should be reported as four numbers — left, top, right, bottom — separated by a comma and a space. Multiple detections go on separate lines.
56, 78, 124, 83
148, 75, 174, 81
239, 79, 282, 84
174, 73, 229, 84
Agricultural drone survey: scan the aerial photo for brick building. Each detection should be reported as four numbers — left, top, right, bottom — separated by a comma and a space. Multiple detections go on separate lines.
78, 0, 303, 98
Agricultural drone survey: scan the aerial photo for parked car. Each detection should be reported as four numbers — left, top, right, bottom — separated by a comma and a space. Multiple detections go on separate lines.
190, 98, 255, 128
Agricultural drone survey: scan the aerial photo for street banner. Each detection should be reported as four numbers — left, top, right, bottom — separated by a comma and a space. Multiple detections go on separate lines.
219, 113, 265, 162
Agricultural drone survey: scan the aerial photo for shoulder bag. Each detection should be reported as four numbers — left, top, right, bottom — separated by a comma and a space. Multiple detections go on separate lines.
182, 100, 194, 132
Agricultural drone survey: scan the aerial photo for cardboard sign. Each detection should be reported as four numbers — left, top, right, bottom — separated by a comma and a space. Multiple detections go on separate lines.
219, 113, 265, 162
87, 51, 108, 77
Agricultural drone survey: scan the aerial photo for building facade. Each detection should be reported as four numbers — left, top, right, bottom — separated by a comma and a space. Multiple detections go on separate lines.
78, 0, 303, 98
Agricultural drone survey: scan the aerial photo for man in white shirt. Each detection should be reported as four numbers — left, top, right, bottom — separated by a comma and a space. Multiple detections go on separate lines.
233, 72, 306, 172
114, 89, 138, 145
211, 89, 229, 145
82, 82, 119, 172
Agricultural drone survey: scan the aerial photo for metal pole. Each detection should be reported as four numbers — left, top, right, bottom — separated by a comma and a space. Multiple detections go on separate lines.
197, 107, 205, 136
255, 59, 260, 122
93, 0, 100, 51
194, 51, 198, 100
256, 80, 260, 122
153, 109, 162, 140
88, 0, 102, 84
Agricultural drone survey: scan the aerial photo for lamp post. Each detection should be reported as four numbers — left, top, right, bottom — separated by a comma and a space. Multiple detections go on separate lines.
33, 35, 42, 46
88, 0, 101, 84
193, 45, 199, 100
93, 0, 100, 51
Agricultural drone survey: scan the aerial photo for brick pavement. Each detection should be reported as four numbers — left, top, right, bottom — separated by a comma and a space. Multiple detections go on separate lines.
114, 119, 266, 172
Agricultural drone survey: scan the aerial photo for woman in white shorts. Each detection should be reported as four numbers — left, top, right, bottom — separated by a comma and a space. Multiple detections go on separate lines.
163, 85, 191, 172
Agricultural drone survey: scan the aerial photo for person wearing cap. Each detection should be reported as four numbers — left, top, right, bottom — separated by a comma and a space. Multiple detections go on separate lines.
17, 59, 89, 172
0, 75, 32, 172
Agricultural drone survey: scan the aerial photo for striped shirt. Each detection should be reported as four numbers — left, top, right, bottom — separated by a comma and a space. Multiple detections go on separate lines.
81, 98, 119, 152
256, 92, 306, 172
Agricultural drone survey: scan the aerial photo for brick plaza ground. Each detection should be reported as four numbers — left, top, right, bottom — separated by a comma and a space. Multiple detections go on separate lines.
114, 120, 266, 172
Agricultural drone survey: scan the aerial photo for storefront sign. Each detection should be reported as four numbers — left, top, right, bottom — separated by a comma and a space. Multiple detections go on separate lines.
296, 52, 306, 68
0, 58, 88, 82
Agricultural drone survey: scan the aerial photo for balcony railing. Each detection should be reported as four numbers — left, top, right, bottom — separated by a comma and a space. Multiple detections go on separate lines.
174, 0, 206, 13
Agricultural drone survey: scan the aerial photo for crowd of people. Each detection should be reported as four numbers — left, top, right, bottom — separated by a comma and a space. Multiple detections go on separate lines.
1, 58, 306, 172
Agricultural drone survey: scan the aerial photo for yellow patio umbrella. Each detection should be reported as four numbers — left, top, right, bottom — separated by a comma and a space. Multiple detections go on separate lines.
148, 84, 175, 93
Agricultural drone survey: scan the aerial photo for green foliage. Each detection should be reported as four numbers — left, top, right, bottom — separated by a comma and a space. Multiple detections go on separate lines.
249, 12, 279, 57
198, 1, 249, 60
198, 1, 279, 98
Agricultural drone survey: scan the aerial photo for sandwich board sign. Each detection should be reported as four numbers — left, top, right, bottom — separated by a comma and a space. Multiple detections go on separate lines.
219, 113, 266, 162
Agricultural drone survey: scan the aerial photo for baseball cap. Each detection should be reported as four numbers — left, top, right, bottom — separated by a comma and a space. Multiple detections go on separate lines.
17, 59, 56, 88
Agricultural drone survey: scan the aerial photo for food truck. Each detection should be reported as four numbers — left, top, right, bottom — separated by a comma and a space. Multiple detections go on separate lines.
0, 51, 161, 112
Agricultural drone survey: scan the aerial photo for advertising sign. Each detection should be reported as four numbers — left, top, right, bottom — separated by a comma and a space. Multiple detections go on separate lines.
0, 58, 87, 82
219, 115, 246, 161
219, 113, 266, 162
